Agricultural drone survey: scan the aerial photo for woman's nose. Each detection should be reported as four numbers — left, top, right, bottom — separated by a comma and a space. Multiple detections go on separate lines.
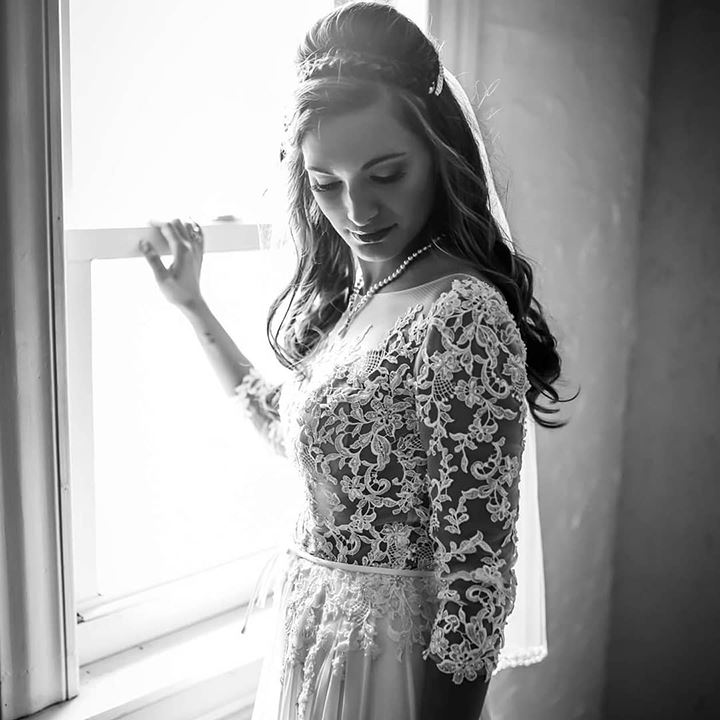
345, 187, 379, 228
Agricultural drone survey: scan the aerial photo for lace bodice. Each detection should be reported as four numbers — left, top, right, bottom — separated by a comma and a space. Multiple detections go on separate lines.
234, 274, 530, 684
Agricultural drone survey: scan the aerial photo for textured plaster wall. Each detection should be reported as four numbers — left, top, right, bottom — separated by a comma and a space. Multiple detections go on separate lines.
432, 2, 659, 718
604, 2, 720, 718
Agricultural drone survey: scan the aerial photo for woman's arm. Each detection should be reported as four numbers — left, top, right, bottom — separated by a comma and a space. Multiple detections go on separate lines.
179, 297, 255, 397
140, 221, 256, 398
414, 277, 529, 719
139, 222, 286, 457
180, 298, 288, 458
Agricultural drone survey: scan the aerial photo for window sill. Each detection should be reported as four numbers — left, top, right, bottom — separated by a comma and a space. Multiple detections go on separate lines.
25, 605, 274, 720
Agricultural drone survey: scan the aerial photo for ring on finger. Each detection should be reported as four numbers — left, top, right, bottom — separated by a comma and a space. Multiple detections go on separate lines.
189, 223, 203, 242
185, 223, 199, 242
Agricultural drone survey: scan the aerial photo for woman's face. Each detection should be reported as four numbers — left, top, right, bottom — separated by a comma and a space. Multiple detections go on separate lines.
301, 98, 436, 285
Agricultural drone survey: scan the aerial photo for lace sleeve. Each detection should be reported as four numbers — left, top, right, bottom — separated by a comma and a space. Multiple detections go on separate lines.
414, 278, 529, 684
233, 365, 287, 458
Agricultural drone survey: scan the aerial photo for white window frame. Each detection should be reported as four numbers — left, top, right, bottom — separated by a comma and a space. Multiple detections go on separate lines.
66, 222, 288, 667
57, 0, 298, 666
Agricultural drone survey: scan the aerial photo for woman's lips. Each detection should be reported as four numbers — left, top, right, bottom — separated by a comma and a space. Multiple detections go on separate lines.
350, 225, 396, 242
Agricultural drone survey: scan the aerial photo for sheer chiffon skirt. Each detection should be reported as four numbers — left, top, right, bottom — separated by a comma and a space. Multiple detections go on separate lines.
250, 546, 433, 720
250, 546, 494, 720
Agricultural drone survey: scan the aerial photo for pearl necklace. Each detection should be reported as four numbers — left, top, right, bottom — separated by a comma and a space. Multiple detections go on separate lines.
337, 238, 439, 339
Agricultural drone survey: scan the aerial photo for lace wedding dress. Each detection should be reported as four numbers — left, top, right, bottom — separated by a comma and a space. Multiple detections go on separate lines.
235, 273, 547, 720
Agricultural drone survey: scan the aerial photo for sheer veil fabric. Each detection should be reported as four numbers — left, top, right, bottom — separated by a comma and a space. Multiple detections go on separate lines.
443, 69, 548, 672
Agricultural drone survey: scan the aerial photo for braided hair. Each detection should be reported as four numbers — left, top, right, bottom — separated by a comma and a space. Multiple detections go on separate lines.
266, 1, 574, 428
297, 47, 442, 97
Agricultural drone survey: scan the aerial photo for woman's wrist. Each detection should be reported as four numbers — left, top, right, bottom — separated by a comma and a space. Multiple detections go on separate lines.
178, 295, 210, 323
419, 660, 489, 720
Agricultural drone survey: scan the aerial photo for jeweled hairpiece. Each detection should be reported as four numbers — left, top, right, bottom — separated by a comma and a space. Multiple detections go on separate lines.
429, 57, 444, 96
298, 48, 444, 98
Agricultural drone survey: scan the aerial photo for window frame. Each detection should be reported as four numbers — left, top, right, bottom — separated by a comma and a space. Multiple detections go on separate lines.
65, 222, 289, 666
59, 0, 305, 668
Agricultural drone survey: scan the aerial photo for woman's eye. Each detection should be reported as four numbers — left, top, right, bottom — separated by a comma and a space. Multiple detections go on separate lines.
309, 171, 406, 193
372, 171, 406, 184
310, 180, 340, 193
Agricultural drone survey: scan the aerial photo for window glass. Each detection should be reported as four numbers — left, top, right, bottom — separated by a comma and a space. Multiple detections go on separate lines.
90, 249, 299, 596
66, 0, 332, 228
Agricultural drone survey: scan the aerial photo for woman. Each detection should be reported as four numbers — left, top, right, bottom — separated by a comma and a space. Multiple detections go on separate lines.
139, 3, 568, 718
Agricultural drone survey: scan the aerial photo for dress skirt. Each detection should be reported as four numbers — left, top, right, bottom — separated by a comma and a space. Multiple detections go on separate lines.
248, 545, 494, 720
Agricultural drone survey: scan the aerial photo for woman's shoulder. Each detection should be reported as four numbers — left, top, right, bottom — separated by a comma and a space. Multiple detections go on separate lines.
432, 269, 499, 296
426, 273, 509, 324
420, 281, 526, 375
419, 254, 503, 303
420, 259, 518, 333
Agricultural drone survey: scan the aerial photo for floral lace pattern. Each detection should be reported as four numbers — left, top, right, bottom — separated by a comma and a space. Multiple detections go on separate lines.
234, 276, 530, 685
234, 367, 287, 458
278, 552, 438, 719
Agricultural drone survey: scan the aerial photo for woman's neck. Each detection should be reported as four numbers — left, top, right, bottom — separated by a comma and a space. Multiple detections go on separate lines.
356, 228, 441, 293
357, 245, 473, 296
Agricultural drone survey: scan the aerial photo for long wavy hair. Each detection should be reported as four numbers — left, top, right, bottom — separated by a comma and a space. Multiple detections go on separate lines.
266, 1, 576, 428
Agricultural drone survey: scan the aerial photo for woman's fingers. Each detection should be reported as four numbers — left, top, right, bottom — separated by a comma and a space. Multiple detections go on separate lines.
138, 238, 168, 282
139, 216, 204, 307
147, 219, 186, 259
170, 218, 193, 249
183, 217, 204, 248
164, 219, 192, 253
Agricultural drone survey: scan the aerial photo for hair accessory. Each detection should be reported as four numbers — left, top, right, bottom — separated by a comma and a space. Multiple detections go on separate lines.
429, 57, 444, 96
298, 49, 444, 98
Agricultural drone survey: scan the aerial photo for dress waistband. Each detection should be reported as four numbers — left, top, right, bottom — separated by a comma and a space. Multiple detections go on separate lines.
240, 542, 436, 635
288, 543, 436, 578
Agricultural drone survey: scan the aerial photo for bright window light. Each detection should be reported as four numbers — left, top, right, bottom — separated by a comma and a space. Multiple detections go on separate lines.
66, 0, 332, 228
90, 249, 300, 597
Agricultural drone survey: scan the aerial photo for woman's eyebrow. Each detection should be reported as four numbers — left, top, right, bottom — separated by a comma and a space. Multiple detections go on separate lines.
306, 151, 407, 174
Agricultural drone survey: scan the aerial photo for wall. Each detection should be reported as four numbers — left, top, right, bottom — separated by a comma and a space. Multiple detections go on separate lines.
431, 1, 659, 717
604, 2, 720, 718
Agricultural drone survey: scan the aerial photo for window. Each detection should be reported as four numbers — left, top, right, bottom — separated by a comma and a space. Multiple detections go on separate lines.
64, 0, 335, 229
63, 0, 334, 666
64, 0, 428, 670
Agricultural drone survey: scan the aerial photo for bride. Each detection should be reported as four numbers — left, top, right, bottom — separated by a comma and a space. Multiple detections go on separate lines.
140, 3, 566, 718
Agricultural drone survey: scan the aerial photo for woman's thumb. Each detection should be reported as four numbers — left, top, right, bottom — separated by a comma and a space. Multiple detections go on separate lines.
139, 239, 167, 282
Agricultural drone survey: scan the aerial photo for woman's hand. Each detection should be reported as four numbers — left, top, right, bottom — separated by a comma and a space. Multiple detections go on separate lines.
420, 661, 490, 720
138, 217, 205, 310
